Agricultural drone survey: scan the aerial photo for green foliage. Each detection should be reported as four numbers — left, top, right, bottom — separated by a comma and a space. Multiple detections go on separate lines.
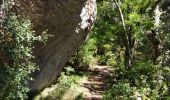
77, 0, 170, 99
103, 82, 136, 100
75, 0, 157, 66
79, 0, 119, 66
158, 13, 170, 67
76, 37, 97, 66
0, 16, 38, 100
51, 72, 78, 99
37, 66, 81, 100
104, 61, 170, 99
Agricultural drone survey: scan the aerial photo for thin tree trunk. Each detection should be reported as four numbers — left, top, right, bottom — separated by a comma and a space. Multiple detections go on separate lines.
113, 0, 133, 68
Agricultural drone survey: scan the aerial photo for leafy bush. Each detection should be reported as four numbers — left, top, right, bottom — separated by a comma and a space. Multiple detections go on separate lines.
37, 66, 81, 100
72, 37, 97, 68
0, 16, 38, 100
103, 61, 170, 100
103, 82, 136, 100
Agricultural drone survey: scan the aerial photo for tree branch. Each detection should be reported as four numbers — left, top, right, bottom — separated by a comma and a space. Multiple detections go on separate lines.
113, 0, 126, 30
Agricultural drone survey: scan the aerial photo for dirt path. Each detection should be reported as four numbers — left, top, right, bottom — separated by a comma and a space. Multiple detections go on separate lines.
79, 65, 114, 100
33, 65, 114, 100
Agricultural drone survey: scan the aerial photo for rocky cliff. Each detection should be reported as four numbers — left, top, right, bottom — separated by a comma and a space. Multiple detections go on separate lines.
17, 0, 97, 94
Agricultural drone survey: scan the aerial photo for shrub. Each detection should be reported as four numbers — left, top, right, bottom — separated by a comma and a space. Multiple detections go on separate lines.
103, 82, 137, 100
0, 15, 38, 100
37, 66, 81, 100
103, 61, 170, 100
72, 37, 97, 68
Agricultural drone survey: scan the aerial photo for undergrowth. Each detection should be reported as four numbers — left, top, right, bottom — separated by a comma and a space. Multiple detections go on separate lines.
0, 15, 38, 100
34, 66, 84, 100
103, 61, 170, 100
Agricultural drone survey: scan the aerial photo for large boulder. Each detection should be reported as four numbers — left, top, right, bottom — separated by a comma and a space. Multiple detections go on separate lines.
17, 0, 97, 94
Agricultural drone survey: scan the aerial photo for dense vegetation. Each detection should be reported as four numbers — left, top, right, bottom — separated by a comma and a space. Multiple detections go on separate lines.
74, 0, 170, 99
0, 0, 170, 99
0, 1, 42, 99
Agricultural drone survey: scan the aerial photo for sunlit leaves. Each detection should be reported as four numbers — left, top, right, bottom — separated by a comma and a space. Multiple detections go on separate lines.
0, 15, 38, 100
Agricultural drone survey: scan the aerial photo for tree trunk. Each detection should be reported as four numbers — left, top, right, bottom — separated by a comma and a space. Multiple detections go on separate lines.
16, 0, 97, 95
113, 0, 133, 68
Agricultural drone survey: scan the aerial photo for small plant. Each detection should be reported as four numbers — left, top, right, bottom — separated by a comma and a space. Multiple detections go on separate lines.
37, 66, 81, 100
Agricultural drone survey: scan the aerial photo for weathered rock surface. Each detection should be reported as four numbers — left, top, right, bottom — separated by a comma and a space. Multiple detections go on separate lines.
17, 0, 97, 94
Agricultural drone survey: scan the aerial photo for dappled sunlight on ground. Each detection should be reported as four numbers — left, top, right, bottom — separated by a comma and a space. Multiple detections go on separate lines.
78, 65, 114, 100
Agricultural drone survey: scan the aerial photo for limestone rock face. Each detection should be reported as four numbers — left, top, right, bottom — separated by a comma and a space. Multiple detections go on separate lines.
17, 0, 97, 93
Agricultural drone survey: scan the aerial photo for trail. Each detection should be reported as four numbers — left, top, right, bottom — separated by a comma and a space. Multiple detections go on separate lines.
78, 65, 114, 100
34, 65, 114, 100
